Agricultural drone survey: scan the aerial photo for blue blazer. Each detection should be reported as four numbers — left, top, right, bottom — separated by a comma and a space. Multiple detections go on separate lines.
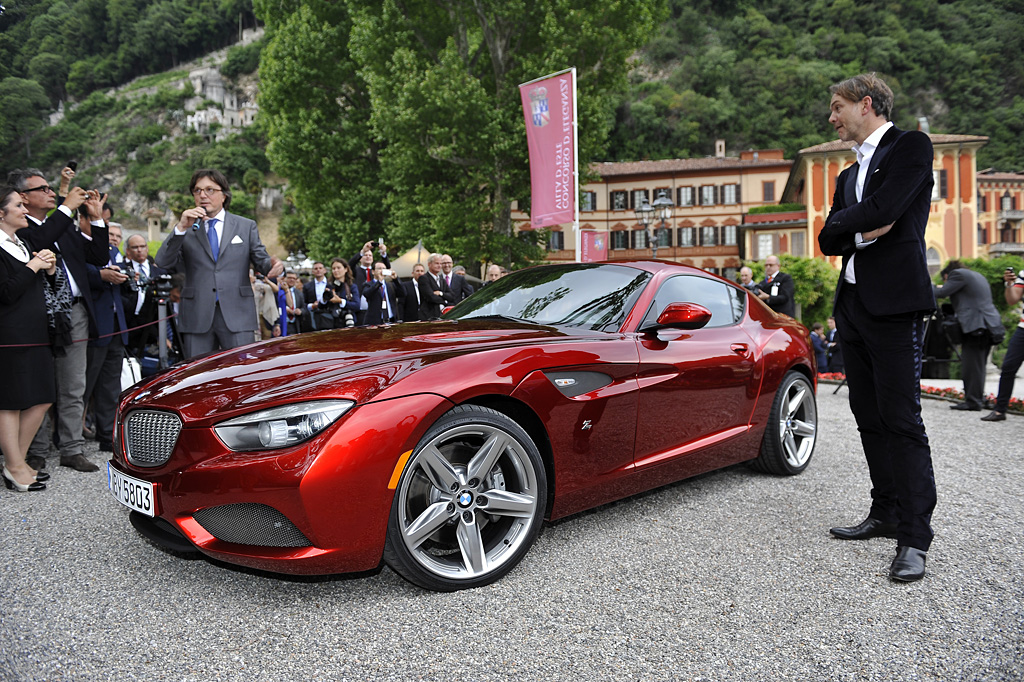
86, 244, 128, 347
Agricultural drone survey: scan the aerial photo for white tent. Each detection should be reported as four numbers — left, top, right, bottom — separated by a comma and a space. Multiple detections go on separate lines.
389, 240, 432, 279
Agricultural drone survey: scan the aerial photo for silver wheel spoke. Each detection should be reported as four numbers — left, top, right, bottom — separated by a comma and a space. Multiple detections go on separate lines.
783, 432, 799, 462
481, 489, 535, 518
792, 419, 816, 438
418, 444, 461, 492
786, 386, 806, 417
404, 501, 452, 549
466, 431, 511, 482
456, 513, 486, 575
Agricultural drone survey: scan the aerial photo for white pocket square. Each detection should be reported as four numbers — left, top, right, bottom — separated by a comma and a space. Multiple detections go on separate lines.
230, 235, 243, 245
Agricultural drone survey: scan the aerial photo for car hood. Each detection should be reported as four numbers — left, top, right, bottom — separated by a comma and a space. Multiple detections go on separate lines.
125, 320, 598, 422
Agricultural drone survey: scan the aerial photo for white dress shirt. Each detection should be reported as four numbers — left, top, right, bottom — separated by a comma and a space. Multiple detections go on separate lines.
845, 121, 894, 284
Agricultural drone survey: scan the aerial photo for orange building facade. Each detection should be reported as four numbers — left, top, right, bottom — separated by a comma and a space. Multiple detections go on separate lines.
977, 170, 1024, 259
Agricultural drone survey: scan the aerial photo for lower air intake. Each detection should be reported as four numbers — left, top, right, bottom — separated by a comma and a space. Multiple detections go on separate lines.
192, 503, 312, 548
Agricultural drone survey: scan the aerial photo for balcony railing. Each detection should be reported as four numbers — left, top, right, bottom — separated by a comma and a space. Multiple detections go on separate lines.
998, 209, 1024, 222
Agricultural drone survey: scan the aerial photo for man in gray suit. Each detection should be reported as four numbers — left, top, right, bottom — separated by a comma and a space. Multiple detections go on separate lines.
156, 169, 282, 358
933, 261, 1003, 411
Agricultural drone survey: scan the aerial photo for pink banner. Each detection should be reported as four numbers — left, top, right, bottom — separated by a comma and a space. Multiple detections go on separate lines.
580, 230, 607, 263
519, 71, 575, 230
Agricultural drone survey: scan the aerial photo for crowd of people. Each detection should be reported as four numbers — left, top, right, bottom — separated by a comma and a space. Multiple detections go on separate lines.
0, 166, 508, 489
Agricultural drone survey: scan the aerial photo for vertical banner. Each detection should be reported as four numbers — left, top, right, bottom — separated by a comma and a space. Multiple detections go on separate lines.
519, 68, 577, 232
580, 230, 607, 263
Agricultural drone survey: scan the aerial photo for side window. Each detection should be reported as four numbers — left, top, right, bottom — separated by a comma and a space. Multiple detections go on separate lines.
642, 275, 744, 329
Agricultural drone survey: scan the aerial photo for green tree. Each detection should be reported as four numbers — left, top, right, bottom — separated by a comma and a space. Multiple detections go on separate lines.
0, 77, 51, 157
350, 0, 663, 267
255, 0, 384, 262
28, 52, 70, 106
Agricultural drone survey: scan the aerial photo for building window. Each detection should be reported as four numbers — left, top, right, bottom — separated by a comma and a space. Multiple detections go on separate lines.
701, 226, 718, 246
701, 186, 716, 206
763, 181, 775, 203
722, 225, 737, 246
677, 227, 695, 247
757, 233, 775, 260
632, 189, 649, 210
581, 191, 597, 212
611, 231, 629, 250
791, 231, 805, 257
678, 186, 694, 207
632, 229, 648, 249
1002, 193, 1013, 211
548, 231, 565, 250
978, 193, 986, 212
977, 223, 987, 245
722, 184, 738, 205
931, 170, 948, 201
610, 190, 628, 210
655, 227, 672, 247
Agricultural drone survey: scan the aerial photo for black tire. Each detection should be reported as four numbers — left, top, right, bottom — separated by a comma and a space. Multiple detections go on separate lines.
749, 370, 817, 475
382, 405, 547, 591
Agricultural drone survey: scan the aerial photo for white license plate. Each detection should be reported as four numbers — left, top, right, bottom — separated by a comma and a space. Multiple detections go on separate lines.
108, 463, 156, 517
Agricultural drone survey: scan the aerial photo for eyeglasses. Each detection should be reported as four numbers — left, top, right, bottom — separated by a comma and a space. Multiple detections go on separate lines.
23, 185, 55, 194
192, 187, 222, 197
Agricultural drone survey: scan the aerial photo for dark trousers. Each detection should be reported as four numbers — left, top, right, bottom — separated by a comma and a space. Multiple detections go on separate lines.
959, 331, 991, 409
994, 326, 1024, 413
835, 285, 937, 552
85, 334, 124, 446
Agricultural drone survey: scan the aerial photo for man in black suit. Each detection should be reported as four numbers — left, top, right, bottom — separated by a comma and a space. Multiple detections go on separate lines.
400, 263, 425, 322
12, 169, 109, 473
362, 262, 402, 325
439, 254, 474, 302
123, 234, 169, 358
303, 261, 334, 331
84, 226, 130, 452
418, 254, 454, 320
349, 241, 390, 323
933, 261, 1003, 411
282, 271, 308, 333
818, 73, 937, 582
755, 255, 795, 316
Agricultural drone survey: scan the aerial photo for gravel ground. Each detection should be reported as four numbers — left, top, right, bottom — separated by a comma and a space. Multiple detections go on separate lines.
1, 387, 1021, 682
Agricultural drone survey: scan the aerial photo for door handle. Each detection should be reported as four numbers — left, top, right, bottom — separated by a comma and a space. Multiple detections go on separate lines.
730, 343, 748, 354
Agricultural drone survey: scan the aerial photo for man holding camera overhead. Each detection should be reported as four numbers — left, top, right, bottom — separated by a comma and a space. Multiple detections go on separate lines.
155, 168, 282, 358
363, 261, 402, 325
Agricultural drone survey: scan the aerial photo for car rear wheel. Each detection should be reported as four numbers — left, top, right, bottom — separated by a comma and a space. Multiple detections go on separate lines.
750, 370, 817, 475
383, 405, 547, 591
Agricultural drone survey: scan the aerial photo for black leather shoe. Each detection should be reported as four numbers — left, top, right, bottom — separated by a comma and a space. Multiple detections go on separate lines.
60, 454, 99, 473
98, 441, 113, 453
829, 517, 898, 540
981, 411, 1006, 422
890, 546, 927, 582
34, 471, 50, 482
25, 455, 46, 471
949, 402, 981, 411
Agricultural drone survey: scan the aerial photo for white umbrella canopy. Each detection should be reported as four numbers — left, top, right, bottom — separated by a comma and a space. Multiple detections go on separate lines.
389, 240, 432, 279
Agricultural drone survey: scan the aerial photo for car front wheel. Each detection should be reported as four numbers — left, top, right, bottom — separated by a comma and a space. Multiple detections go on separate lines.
383, 405, 547, 591
750, 370, 817, 475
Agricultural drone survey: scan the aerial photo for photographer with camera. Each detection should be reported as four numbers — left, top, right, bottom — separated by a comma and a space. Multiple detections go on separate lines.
122, 234, 169, 359
326, 258, 360, 328
250, 269, 280, 340
363, 262, 401, 325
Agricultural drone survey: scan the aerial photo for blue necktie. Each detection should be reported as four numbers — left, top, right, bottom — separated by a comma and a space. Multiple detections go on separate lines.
206, 219, 219, 262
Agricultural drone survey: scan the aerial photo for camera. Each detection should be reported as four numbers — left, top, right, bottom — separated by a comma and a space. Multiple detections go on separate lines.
255, 273, 265, 281
381, 269, 393, 278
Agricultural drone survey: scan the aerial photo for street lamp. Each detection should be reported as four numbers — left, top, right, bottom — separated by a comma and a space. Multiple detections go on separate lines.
651, 193, 674, 260
634, 199, 655, 256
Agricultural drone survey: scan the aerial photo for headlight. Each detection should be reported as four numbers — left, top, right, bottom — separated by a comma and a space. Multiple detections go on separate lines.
214, 400, 355, 451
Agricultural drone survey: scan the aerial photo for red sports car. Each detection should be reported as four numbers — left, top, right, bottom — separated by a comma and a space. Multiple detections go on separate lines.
108, 261, 817, 591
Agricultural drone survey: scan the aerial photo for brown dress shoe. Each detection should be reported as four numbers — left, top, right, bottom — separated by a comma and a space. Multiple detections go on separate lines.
60, 454, 99, 472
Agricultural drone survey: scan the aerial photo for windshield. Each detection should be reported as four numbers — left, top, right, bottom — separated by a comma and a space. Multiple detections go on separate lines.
444, 264, 651, 332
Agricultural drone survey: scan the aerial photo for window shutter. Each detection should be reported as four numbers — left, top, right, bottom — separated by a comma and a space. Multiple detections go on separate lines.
735, 183, 741, 204
939, 170, 948, 199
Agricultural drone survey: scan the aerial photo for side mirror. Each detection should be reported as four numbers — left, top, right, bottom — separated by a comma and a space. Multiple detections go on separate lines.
642, 302, 712, 333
